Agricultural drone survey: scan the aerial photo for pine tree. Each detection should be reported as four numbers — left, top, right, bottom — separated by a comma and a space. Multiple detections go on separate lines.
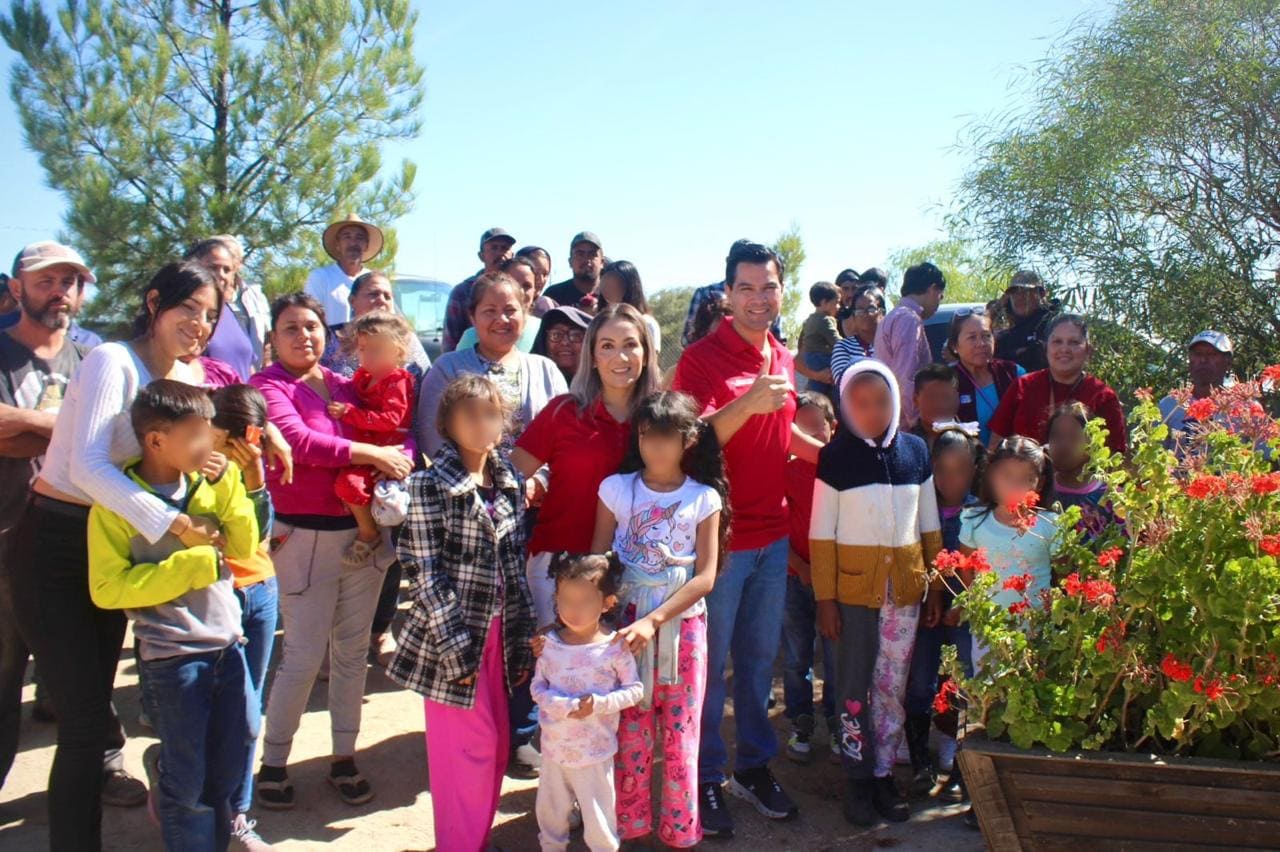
0, 0, 424, 320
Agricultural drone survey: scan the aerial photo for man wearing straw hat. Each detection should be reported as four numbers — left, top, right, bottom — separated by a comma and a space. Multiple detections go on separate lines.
304, 214, 385, 326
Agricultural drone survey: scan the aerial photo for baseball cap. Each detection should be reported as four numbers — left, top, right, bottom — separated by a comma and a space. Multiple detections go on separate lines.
479, 227, 516, 250
570, 231, 602, 251
1188, 330, 1232, 354
13, 241, 96, 284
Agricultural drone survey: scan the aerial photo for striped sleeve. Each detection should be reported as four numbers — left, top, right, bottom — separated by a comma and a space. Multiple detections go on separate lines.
809, 476, 841, 601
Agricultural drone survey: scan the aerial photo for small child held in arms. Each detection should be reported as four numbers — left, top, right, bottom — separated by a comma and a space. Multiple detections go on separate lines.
904, 426, 983, 796
87, 380, 260, 852
385, 374, 535, 852
531, 553, 643, 852
958, 435, 1059, 663
812, 360, 943, 827
910, 363, 962, 451
592, 390, 726, 848
782, 391, 840, 765
1046, 402, 1114, 539
326, 311, 416, 567
797, 281, 841, 397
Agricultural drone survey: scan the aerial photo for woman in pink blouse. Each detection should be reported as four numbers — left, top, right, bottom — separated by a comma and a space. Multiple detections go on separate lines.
249, 292, 412, 809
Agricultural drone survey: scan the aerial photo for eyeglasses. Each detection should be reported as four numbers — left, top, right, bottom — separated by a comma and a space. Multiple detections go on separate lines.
852, 307, 883, 317
547, 328, 585, 344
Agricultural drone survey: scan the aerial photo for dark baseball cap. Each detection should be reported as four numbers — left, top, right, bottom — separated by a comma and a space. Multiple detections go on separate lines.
479, 227, 516, 250
570, 231, 602, 251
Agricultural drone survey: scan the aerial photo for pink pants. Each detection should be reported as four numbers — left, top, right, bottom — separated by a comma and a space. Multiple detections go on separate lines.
423, 616, 509, 852
615, 615, 706, 848
872, 590, 919, 778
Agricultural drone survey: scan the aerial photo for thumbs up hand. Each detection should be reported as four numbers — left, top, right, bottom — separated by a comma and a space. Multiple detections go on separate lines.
741, 351, 792, 416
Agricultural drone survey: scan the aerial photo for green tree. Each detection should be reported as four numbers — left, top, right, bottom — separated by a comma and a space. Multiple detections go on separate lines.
0, 0, 424, 319
648, 285, 695, 373
953, 0, 1280, 388
886, 237, 1011, 304
772, 222, 806, 342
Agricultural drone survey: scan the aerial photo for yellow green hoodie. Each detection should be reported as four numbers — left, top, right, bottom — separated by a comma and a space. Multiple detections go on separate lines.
88, 460, 258, 660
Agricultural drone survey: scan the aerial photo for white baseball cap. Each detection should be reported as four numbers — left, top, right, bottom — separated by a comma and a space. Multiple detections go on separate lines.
13, 241, 96, 284
1188, 330, 1232, 354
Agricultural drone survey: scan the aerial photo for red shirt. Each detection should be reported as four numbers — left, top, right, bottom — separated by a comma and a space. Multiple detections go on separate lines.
341, 366, 415, 446
672, 318, 797, 551
785, 456, 817, 571
515, 394, 631, 554
988, 370, 1128, 454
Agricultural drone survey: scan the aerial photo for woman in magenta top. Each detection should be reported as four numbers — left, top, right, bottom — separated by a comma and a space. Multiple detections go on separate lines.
511, 303, 662, 627
249, 292, 412, 809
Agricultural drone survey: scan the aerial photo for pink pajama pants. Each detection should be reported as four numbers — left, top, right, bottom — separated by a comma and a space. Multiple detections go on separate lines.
423, 616, 509, 852
872, 590, 919, 778
615, 614, 706, 848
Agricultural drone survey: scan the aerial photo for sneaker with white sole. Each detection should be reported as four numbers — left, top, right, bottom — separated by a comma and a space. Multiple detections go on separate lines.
231, 814, 274, 851
785, 715, 815, 764
727, 765, 798, 820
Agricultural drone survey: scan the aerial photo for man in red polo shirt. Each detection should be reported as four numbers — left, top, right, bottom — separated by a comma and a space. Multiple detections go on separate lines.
672, 240, 822, 838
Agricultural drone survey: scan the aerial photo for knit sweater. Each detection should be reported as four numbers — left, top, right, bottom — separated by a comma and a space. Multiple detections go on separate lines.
811, 359, 943, 607
40, 342, 197, 544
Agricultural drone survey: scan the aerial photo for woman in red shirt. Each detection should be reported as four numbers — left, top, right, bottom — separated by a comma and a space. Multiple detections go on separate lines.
988, 314, 1127, 455
510, 303, 663, 627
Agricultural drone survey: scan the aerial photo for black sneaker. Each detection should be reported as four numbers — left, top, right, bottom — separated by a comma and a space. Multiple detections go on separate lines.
871, 775, 910, 822
843, 779, 877, 827
785, 714, 815, 764
699, 781, 734, 838
728, 766, 798, 820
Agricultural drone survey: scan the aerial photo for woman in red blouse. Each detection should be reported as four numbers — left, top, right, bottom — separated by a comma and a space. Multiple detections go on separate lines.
988, 313, 1128, 455
510, 303, 663, 627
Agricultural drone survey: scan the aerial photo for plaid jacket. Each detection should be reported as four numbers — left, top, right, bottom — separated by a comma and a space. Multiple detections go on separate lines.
386, 442, 536, 707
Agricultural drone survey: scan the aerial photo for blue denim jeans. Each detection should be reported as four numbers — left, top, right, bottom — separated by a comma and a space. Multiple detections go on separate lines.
905, 621, 974, 717
232, 577, 277, 815
698, 536, 789, 784
781, 574, 836, 724
140, 643, 256, 852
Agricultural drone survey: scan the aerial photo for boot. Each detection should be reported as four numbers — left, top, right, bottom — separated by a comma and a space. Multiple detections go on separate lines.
872, 775, 910, 822
905, 713, 935, 796
843, 779, 876, 826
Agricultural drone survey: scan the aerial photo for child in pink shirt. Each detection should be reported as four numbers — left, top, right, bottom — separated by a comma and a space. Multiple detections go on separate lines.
531, 553, 643, 852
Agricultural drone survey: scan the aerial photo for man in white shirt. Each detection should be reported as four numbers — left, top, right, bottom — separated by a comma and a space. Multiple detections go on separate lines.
303, 214, 385, 326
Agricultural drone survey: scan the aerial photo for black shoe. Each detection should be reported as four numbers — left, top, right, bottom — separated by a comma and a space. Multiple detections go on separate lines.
699, 781, 734, 838
728, 766, 798, 820
871, 775, 910, 822
909, 765, 937, 798
963, 804, 979, 829
843, 779, 877, 826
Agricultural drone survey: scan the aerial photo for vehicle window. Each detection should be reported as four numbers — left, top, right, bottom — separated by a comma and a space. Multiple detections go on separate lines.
394, 280, 449, 336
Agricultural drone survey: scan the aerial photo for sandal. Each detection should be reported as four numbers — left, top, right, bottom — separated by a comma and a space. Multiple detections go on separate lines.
255, 769, 295, 811
328, 762, 374, 806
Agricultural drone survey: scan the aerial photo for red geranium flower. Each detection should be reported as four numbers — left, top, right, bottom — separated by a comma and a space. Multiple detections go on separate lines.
965, 547, 992, 574
1160, 653, 1193, 683
1193, 677, 1226, 701
932, 549, 965, 575
1002, 573, 1033, 594
932, 680, 958, 714
1184, 475, 1229, 500
1185, 397, 1217, 421
1260, 535, 1280, 556
1096, 547, 1124, 568
1095, 622, 1126, 654
1083, 578, 1117, 607
1063, 572, 1084, 596
1251, 473, 1280, 495
1261, 364, 1280, 386
1008, 600, 1031, 616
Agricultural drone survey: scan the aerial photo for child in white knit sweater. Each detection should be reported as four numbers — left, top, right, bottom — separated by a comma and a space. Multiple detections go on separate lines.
531, 553, 643, 852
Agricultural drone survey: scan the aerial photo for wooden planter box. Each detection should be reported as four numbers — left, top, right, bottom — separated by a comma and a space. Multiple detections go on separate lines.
958, 735, 1280, 850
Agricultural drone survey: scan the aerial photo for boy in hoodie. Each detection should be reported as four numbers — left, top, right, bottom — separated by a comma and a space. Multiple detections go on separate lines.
811, 360, 944, 826
87, 380, 259, 852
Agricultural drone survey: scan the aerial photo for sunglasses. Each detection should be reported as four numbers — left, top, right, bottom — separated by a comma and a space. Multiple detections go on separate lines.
953, 306, 987, 319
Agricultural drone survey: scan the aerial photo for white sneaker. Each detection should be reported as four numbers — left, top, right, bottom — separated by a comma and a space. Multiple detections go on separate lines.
231, 814, 274, 851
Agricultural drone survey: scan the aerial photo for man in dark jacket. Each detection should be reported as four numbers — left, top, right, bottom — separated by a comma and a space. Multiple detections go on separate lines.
994, 270, 1059, 373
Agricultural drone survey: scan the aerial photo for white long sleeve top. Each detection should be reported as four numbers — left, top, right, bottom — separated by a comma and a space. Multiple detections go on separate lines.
40, 342, 193, 543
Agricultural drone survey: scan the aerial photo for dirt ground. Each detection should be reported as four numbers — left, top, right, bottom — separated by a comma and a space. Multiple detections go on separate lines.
0, 599, 985, 852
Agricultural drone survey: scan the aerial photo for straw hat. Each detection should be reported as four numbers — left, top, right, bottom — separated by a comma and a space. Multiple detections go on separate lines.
322, 214, 384, 263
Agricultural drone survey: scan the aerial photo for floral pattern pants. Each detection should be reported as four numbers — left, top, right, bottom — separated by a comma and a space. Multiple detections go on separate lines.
871, 590, 920, 778
615, 615, 706, 848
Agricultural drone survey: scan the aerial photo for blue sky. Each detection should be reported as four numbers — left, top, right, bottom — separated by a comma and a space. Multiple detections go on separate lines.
0, 1, 1109, 292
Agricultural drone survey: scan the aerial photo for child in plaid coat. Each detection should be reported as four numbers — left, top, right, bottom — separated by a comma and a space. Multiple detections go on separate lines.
387, 374, 536, 851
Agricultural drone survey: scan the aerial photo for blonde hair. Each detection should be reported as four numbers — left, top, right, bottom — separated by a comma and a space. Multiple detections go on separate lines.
341, 309, 414, 363
568, 303, 661, 416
